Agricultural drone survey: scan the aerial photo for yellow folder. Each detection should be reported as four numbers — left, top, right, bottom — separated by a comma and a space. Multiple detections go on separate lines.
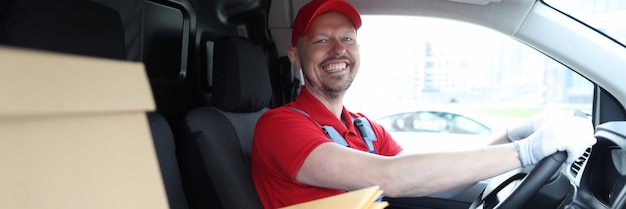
280, 186, 388, 209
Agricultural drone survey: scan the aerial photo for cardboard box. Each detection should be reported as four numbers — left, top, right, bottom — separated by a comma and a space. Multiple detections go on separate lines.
0, 46, 167, 209
280, 186, 389, 209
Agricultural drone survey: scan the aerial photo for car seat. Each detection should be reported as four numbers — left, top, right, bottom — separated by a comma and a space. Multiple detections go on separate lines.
148, 112, 190, 209
0, 0, 127, 60
178, 36, 271, 209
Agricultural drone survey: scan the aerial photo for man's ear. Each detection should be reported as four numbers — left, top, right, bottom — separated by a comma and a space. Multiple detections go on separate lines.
287, 46, 302, 70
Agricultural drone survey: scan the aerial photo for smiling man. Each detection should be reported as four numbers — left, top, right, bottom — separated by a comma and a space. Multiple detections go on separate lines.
250, 0, 596, 208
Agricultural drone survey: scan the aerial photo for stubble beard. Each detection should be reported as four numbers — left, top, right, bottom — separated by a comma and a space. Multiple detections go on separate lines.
305, 74, 354, 100
319, 56, 356, 99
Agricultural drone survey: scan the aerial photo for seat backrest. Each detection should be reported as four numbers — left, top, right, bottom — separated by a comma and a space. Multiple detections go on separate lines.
0, 0, 127, 60
178, 36, 271, 209
148, 112, 190, 209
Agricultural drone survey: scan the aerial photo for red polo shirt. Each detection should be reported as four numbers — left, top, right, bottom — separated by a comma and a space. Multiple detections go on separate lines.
251, 87, 403, 209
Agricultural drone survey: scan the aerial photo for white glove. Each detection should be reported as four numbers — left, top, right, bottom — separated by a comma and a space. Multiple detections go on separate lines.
507, 108, 574, 141
514, 116, 596, 167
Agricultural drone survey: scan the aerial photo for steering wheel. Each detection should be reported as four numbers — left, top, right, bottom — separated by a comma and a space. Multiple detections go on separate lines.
468, 151, 567, 209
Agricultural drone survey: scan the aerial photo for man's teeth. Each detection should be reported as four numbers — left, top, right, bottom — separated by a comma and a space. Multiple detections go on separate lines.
323, 63, 347, 72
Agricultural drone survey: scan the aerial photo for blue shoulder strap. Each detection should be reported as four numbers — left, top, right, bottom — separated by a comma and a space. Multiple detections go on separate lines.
354, 118, 377, 154
288, 107, 348, 146
288, 107, 376, 154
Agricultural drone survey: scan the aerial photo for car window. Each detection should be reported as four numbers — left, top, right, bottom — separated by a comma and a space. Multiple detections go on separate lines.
445, 113, 491, 135
543, 0, 626, 46
416, 112, 448, 133
346, 15, 595, 152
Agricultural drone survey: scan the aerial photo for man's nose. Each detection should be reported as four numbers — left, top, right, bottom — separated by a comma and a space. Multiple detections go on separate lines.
330, 39, 347, 55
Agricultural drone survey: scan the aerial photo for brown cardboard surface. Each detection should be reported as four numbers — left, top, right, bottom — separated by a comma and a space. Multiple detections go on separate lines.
0, 46, 166, 209
280, 186, 389, 209
0, 46, 155, 117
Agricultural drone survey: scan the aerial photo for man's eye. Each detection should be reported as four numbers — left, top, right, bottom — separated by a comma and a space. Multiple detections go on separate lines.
343, 37, 354, 42
314, 39, 328, 44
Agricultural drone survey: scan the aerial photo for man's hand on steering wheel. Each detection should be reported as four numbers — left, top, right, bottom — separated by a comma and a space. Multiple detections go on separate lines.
470, 110, 597, 209
513, 110, 596, 167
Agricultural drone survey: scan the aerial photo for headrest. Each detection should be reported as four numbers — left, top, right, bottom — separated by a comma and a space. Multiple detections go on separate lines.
211, 36, 272, 112
1, 0, 127, 60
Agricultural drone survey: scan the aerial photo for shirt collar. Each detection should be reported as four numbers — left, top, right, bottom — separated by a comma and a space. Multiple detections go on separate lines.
292, 87, 355, 132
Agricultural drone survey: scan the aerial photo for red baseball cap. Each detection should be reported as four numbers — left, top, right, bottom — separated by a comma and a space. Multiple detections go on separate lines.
291, 0, 362, 46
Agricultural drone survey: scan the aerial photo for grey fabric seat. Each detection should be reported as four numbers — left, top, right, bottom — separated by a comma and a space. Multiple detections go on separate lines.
148, 112, 190, 209
178, 36, 271, 209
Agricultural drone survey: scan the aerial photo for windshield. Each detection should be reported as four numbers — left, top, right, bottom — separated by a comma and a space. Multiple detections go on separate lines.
544, 0, 626, 46
346, 15, 594, 153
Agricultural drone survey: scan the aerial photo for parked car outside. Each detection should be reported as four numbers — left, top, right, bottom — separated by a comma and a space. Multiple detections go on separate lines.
364, 103, 521, 153
375, 109, 492, 153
